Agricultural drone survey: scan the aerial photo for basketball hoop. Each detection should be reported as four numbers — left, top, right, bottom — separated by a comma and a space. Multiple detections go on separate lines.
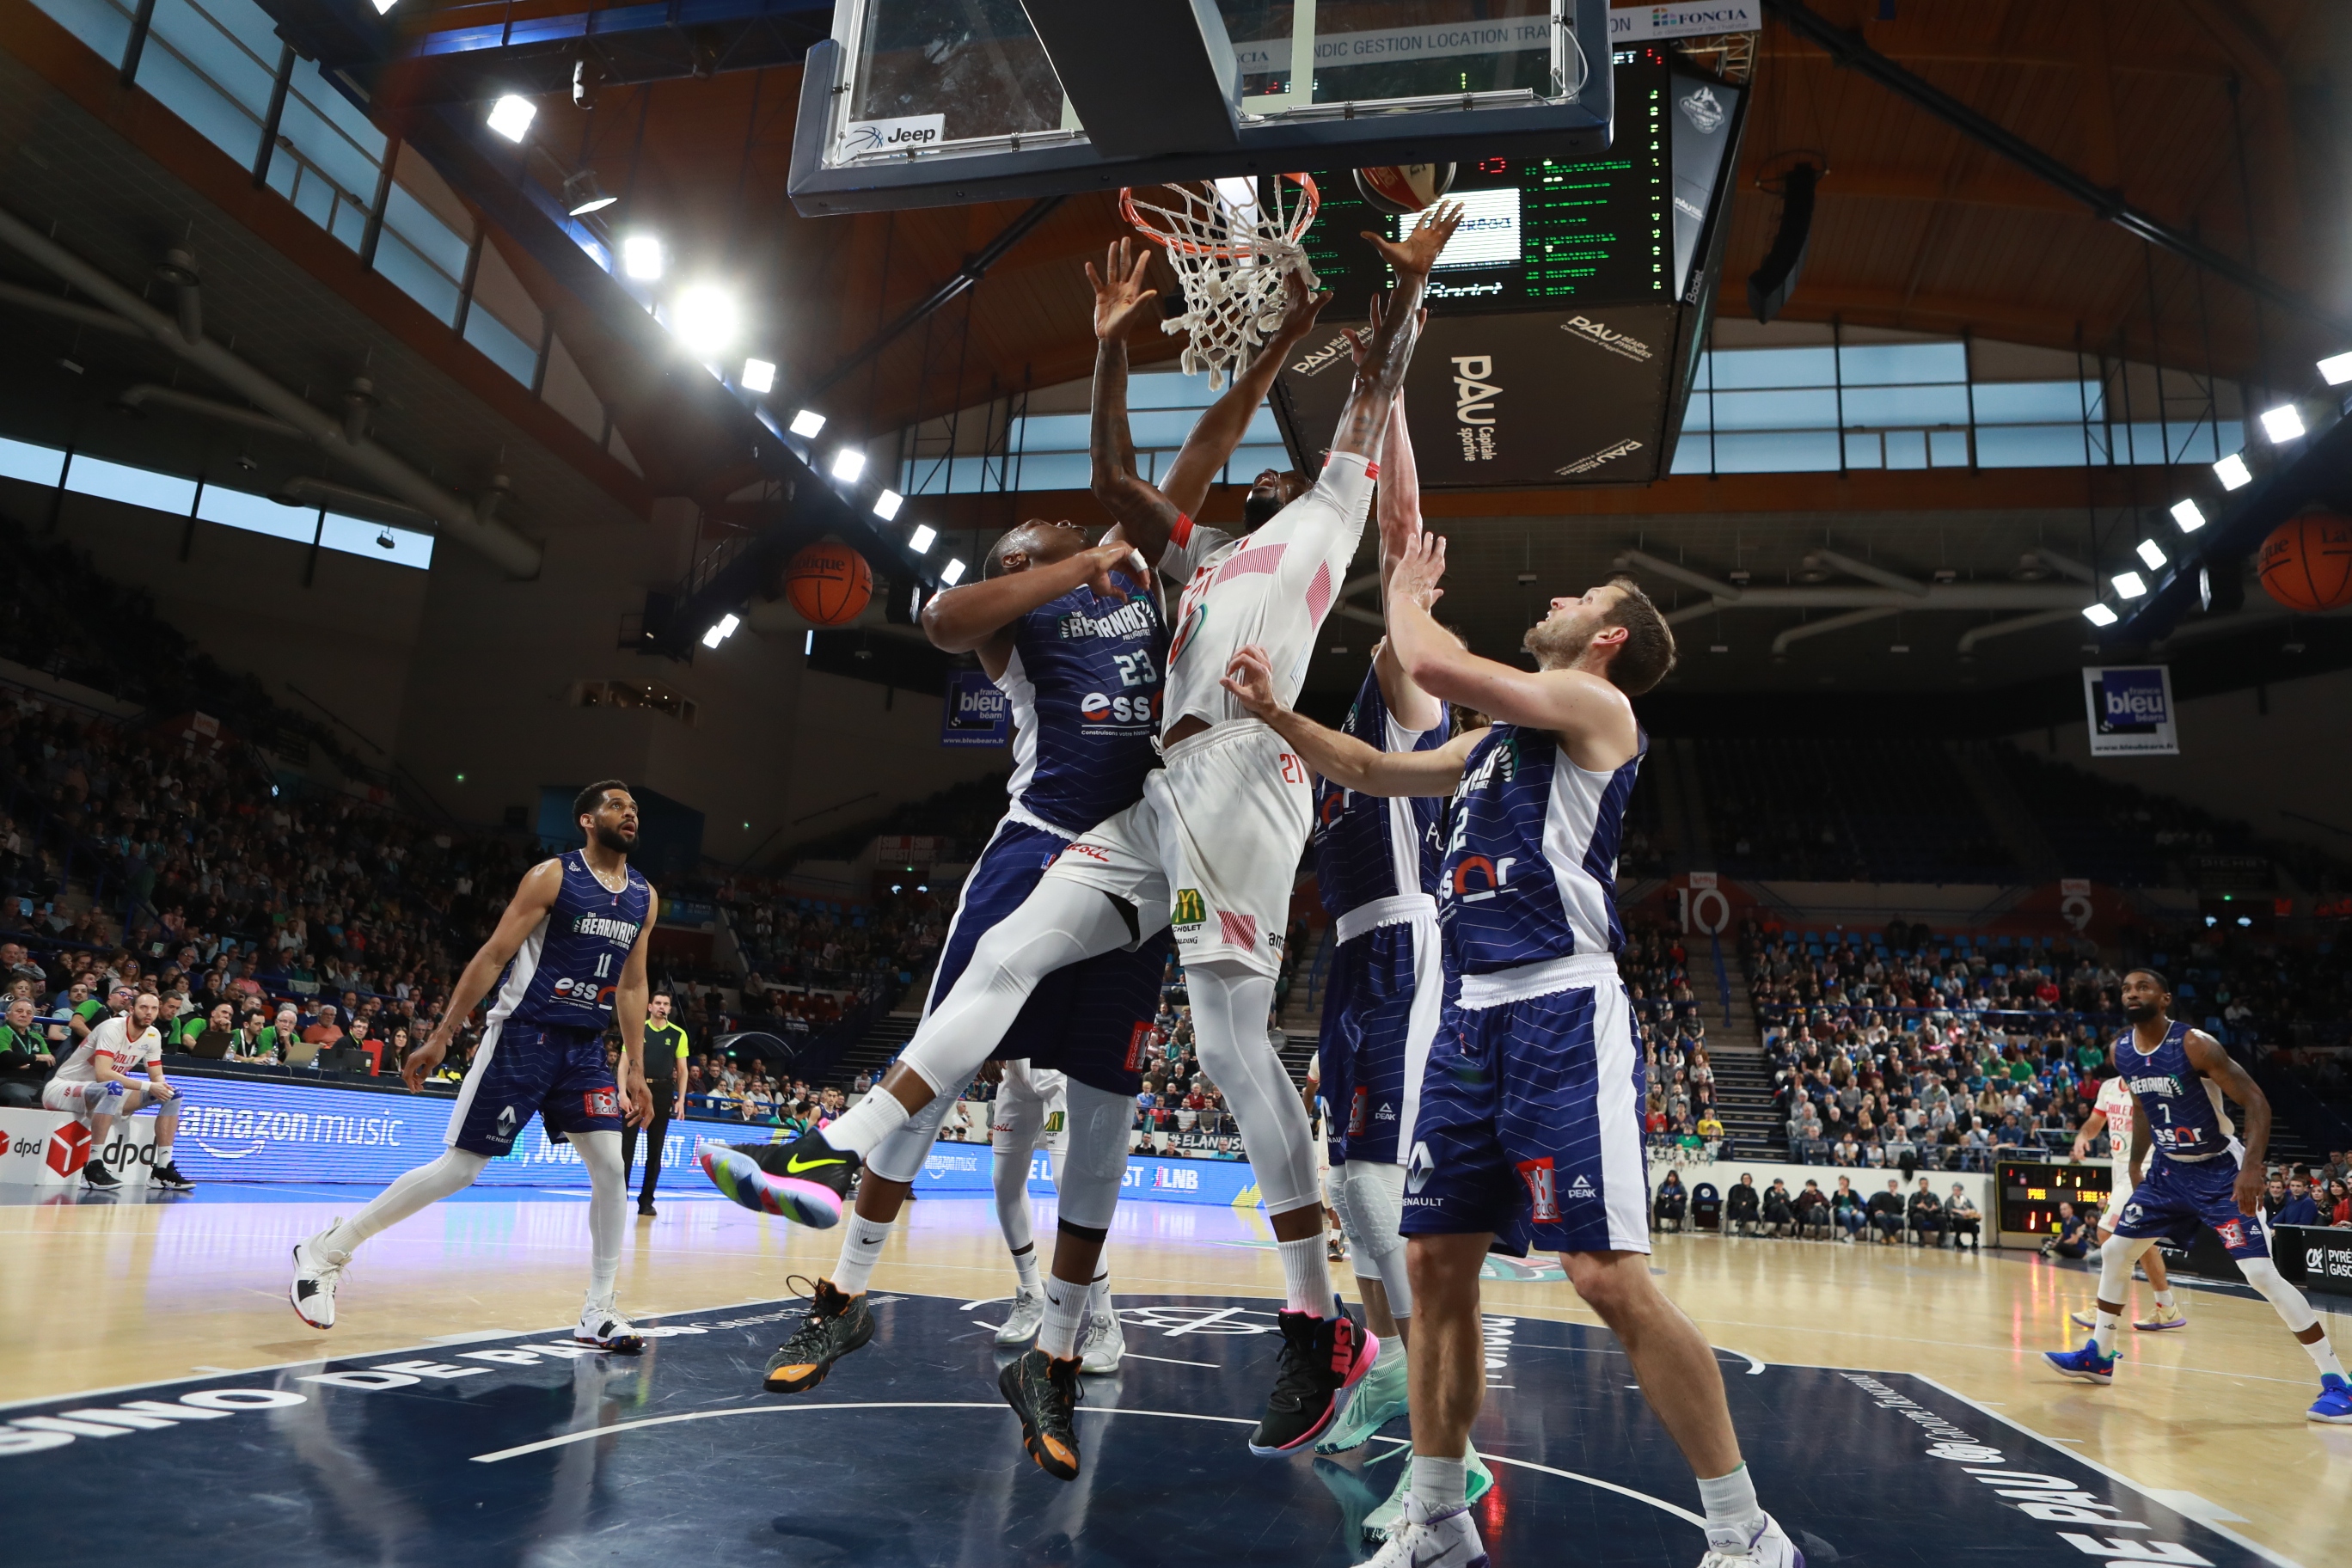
1118, 173, 1320, 391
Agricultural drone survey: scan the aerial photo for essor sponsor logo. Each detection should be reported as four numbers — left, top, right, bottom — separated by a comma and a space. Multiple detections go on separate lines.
1078, 690, 1155, 724
1450, 355, 1502, 426
1560, 315, 1653, 362
1289, 332, 1357, 378
1555, 438, 1645, 476
838, 114, 944, 154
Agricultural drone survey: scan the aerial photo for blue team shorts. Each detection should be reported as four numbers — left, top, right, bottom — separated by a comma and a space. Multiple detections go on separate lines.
447, 1022, 619, 1155
930, 815, 1173, 1097
1317, 914, 1445, 1167
1399, 957, 1650, 1257
2111, 1147, 2270, 1259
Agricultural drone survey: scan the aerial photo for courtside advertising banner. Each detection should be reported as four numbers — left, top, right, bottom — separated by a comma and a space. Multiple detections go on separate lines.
2082, 665, 2179, 756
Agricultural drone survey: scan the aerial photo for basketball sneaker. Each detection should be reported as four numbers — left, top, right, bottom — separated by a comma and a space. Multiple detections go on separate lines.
1352, 1494, 1488, 1568
995, 1287, 1045, 1347
81, 1159, 120, 1190
151, 1161, 194, 1191
699, 1131, 857, 1228
763, 1277, 875, 1392
2309, 1374, 2352, 1424
1079, 1307, 1125, 1375
1248, 1309, 1377, 1455
2043, 1342, 2118, 1383
1698, 1514, 1804, 1568
289, 1225, 351, 1329
1319, 1345, 1409, 1454
998, 1348, 1085, 1480
575, 1298, 645, 1353
1363, 1447, 1494, 1541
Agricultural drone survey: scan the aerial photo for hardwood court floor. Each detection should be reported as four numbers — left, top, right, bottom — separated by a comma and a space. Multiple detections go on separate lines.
3, 1185, 2344, 1565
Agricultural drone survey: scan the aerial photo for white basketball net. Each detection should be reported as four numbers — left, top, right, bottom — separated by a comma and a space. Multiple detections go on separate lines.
1121, 175, 1320, 391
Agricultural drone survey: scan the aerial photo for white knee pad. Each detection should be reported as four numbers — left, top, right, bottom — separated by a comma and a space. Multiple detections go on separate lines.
2237, 1255, 2320, 1334
573, 1129, 625, 1187
2098, 1230, 2152, 1299
1053, 1082, 1135, 1232
1338, 1159, 1412, 1314
867, 1087, 959, 1185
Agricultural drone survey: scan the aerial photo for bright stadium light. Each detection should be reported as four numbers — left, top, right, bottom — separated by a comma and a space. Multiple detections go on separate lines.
740, 358, 775, 393
872, 489, 903, 520
2170, 499, 2206, 533
830, 449, 866, 482
622, 234, 664, 280
2260, 403, 2306, 443
2111, 571, 2148, 599
2214, 452, 2252, 489
700, 611, 741, 648
2320, 351, 2352, 385
789, 408, 825, 438
2082, 603, 2119, 627
908, 524, 936, 554
941, 558, 967, 585
487, 95, 536, 143
671, 285, 738, 358
701, 623, 726, 648
2135, 538, 2166, 570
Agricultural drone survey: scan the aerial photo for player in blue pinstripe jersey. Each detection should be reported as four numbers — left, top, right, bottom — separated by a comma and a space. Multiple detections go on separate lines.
1222, 533, 1798, 1568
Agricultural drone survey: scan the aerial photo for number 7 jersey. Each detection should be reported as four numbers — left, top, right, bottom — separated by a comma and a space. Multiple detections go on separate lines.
487, 849, 654, 1031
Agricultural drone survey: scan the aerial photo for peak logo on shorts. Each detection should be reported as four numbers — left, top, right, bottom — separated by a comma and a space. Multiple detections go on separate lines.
1173, 889, 1207, 928
1517, 1156, 1562, 1222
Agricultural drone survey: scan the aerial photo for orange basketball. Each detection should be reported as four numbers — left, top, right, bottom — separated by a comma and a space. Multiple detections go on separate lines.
2256, 510, 2352, 613
785, 540, 873, 626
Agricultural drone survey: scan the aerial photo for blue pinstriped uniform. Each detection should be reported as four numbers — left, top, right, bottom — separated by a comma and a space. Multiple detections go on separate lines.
2108, 1020, 2268, 1259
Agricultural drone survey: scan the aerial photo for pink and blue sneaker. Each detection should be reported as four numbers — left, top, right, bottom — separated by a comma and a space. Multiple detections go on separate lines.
2310, 1374, 2352, 1424
2044, 1342, 2118, 1384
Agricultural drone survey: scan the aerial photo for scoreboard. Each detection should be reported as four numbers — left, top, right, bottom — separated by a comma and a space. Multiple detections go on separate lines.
1995, 1160, 2115, 1241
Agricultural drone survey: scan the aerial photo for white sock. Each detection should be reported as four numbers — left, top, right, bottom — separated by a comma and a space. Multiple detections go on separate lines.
1698, 1464, 1768, 1547
2153, 1289, 2177, 1311
821, 1092, 911, 1160
831, 1210, 894, 1295
1410, 1454, 1467, 1513
153, 1140, 173, 1164
2303, 1332, 2347, 1381
1038, 1274, 1087, 1359
1009, 1243, 1041, 1295
1277, 1234, 1332, 1315
2089, 1308, 2122, 1355
1087, 1270, 1112, 1317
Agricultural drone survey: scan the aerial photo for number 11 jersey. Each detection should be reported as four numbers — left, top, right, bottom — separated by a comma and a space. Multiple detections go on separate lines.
487, 849, 653, 1032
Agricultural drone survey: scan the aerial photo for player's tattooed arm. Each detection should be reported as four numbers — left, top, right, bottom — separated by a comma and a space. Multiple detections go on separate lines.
2184, 1029, 2270, 1214
615, 885, 657, 1130
1087, 242, 1185, 567
406, 857, 564, 1092
1161, 271, 1332, 518
1221, 645, 1478, 797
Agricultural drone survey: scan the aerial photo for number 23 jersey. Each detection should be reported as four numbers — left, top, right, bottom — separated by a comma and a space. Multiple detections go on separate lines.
487, 849, 653, 1031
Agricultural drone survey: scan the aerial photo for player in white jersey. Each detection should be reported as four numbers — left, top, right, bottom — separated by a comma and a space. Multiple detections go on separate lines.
2069, 1067, 2186, 1332
43, 988, 193, 1191
750, 205, 1460, 1474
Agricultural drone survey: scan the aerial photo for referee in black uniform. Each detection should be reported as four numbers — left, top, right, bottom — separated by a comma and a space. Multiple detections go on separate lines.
624, 991, 691, 1215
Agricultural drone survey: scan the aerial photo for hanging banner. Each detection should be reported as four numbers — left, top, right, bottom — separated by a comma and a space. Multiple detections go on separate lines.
2082, 665, 2178, 756
940, 670, 1009, 747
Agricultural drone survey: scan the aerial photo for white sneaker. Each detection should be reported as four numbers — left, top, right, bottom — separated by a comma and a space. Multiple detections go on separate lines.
1355, 1494, 1487, 1568
995, 1287, 1045, 1347
289, 1225, 350, 1330
576, 1298, 646, 1353
1079, 1309, 1126, 1375
1698, 1513, 1801, 1568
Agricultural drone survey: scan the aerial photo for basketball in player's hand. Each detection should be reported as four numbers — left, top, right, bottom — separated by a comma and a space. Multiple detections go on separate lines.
2256, 510, 2352, 612
1354, 164, 1456, 215
786, 541, 874, 626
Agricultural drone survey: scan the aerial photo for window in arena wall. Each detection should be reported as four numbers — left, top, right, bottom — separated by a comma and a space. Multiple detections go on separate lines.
573, 680, 698, 726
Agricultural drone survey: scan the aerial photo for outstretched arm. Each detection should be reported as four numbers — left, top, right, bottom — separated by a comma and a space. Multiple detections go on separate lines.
922, 540, 1139, 671
1371, 396, 1442, 732
1087, 242, 1184, 566
1159, 272, 1331, 518
1327, 202, 1461, 462
1221, 645, 1479, 797
2184, 1030, 2269, 1215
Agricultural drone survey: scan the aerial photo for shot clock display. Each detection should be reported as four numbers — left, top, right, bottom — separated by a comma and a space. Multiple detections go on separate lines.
1996, 1159, 2115, 1240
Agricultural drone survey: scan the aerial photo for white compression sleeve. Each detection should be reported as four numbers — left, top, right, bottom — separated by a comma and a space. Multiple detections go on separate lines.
991, 1083, 1046, 1255
1187, 959, 1322, 1216
575, 1130, 627, 1305
328, 1148, 490, 1253
2237, 1256, 2321, 1335
1339, 1158, 1412, 1317
1054, 1081, 1137, 1231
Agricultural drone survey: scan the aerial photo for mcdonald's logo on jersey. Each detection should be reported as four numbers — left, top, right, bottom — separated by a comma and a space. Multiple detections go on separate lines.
1173, 888, 1207, 927
1449, 854, 1518, 903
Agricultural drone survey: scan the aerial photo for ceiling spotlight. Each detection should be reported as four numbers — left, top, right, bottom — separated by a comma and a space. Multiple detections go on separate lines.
830, 449, 867, 482
908, 524, 936, 554
371, 0, 397, 13
622, 234, 663, 281
486, 95, 536, 143
2259, 403, 2306, 443
872, 489, 903, 520
700, 611, 742, 649
561, 170, 616, 216
789, 408, 825, 438
2011, 554, 2050, 582
2320, 351, 2352, 386
2214, 452, 2252, 490
2111, 571, 2147, 599
940, 558, 967, 585
740, 358, 775, 394
2082, 603, 2119, 628
701, 622, 726, 648
671, 284, 738, 358
2135, 538, 2166, 571
2170, 499, 2206, 533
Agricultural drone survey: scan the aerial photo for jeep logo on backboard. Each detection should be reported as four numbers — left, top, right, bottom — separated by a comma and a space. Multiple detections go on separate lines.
840, 115, 946, 156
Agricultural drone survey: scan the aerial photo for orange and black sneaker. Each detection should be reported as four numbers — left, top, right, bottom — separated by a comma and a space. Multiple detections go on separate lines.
762, 1277, 874, 1393
998, 1347, 1085, 1481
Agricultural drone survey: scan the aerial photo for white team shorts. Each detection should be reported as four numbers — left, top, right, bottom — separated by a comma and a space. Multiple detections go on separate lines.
42, 1079, 132, 1118
1046, 719, 1311, 978
991, 1060, 1067, 1152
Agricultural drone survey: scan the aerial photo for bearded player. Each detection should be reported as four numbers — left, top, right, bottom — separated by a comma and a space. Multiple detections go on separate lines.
2045, 969, 2349, 1423
1221, 531, 1801, 1568
2067, 1063, 2186, 1333
707, 205, 1457, 1483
